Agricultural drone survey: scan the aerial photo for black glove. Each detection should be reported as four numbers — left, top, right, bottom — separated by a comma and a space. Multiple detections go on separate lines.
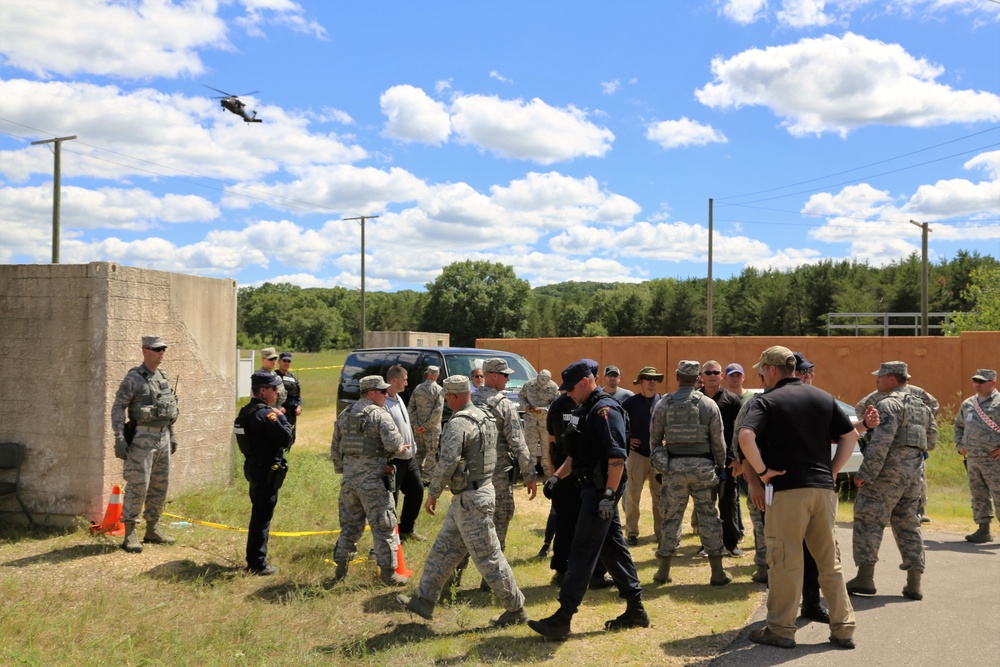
598, 497, 616, 521
114, 436, 128, 460
715, 467, 725, 481
542, 475, 559, 500
170, 440, 178, 455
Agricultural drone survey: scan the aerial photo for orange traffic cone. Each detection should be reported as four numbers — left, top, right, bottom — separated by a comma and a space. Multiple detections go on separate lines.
394, 525, 413, 578
90, 484, 125, 535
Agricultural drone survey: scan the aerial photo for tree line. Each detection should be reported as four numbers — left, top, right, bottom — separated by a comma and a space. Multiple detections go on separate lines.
237, 251, 999, 351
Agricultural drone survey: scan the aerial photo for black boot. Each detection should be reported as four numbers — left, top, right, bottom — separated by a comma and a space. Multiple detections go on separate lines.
800, 589, 830, 623
605, 596, 650, 631
528, 605, 573, 640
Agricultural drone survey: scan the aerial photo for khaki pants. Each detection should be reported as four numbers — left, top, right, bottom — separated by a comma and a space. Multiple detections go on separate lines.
625, 452, 662, 539
765, 488, 855, 641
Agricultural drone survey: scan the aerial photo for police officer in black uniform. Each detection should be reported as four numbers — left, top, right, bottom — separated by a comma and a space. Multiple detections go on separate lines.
276, 352, 302, 445
529, 359, 648, 640
235, 371, 293, 575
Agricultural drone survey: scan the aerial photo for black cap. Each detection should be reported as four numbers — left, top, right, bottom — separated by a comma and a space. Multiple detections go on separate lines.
793, 352, 814, 372
560, 359, 599, 391
279, 352, 292, 361
251, 371, 282, 389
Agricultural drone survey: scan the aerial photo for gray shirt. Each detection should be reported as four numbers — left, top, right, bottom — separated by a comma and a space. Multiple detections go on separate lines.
384, 393, 415, 460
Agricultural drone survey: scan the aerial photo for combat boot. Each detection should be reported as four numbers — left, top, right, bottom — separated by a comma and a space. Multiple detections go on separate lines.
709, 554, 732, 586
751, 563, 768, 584
800, 589, 831, 622
121, 522, 143, 553
380, 568, 410, 586
965, 521, 994, 543
902, 570, 923, 600
528, 605, 574, 640
142, 520, 175, 545
605, 596, 650, 631
332, 561, 348, 583
490, 607, 529, 627
846, 564, 877, 595
396, 594, 434, 620
653, 556, 672, 584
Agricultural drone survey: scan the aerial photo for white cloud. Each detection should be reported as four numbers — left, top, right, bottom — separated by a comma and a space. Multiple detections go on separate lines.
490, 172, 640, 228
489, 70, 512, 84
802, 183, 894, 218
718, 0, 770, 25
718, 0, 1000, 28
435, 78, 454, 94
236, 0, 327, 39
776, 0, 833, 28
902, 150, 1000, 219
380, 84, 452, 144
646, 117, 728, 149
601, 79, 621, 95
695, 33, 1000, 136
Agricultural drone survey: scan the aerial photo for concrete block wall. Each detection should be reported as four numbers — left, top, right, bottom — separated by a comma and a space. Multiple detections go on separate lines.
0, 262, 237, 524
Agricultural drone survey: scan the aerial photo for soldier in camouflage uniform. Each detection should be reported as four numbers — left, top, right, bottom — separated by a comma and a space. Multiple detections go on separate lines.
276, 352, 302, 445
111, 335, 180, 553
519, 369, 560, 477
848, 361, 937, 601
408, 365, 445, 483
258, 347, 287, 409
954, 369, 1000, 543
649, 360, 731, 586
397, 375, 529, 627
330, 375, 409, 586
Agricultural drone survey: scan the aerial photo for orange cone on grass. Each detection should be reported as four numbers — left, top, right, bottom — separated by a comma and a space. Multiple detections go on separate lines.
91, 484, 125, 535
394, 525, 413, 578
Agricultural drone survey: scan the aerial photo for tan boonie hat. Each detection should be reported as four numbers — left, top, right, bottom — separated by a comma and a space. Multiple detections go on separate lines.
425, 365, 440, 375
753, 345, 795, 369
634, 366, 665, 384
142, 335, 167, 349
260, 347, 279, 360
872, 361, 910, 378
973, 369, 997, 382
443, 375, 471, 394
483, 358, 514, 375
676, 360, 700, 376
359, 375, 390, 392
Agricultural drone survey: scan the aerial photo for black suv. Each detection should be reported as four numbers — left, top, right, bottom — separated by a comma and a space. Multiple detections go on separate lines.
337, 346, 537, 415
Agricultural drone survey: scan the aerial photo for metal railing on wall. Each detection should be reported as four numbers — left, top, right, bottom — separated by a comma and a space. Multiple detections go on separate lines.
826, 312, 955, 336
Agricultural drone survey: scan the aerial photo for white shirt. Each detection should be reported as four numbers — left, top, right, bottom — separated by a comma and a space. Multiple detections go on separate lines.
385, 393, 415, 459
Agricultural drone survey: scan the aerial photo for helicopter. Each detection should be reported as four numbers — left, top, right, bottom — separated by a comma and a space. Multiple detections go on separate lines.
204, 86, 263, 123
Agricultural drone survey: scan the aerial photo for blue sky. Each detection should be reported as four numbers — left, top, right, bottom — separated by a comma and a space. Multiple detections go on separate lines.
2, 0, 999, 291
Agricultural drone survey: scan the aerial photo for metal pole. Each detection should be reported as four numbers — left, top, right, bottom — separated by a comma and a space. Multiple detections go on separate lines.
707, 198, 713, 336
909, 220, 932, 336
344, 215, 379, 347
31, 135, 77, 263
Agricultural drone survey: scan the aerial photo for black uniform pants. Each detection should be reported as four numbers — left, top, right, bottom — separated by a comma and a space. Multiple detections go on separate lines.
392, 456, 424, 535
718, 471, 742, 551
245, 460, 279, 570
284, 411, 298, 445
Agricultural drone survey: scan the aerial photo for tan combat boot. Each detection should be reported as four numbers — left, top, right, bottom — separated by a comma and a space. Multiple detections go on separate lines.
121, 522, 143, 553
143, 520, 176, 545
965, 522, 994, 543
653, 556, 672, 584
902, 570, 923, 600
709, 554, 732, 586
846, 564, 877, 595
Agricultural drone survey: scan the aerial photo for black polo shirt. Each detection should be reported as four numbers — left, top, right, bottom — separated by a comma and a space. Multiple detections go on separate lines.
708, 388, 742, 464
546, 392, 577, 470
621, 392, 660, 457
740, 377, 854, 492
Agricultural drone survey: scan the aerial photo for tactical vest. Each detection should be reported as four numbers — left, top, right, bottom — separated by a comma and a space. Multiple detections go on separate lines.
339, 405, 385, 458
477, 392, 516, 472
234, 402, 269, 458
662, 390, 711, 455
127, 366, 179, 427
449, 405, 499, 492
891, 392, 929, 451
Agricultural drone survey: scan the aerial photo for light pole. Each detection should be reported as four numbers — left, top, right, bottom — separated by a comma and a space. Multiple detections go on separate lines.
908, 219, 932, 336
343, 214, 379, 346
31, 135, 77, 263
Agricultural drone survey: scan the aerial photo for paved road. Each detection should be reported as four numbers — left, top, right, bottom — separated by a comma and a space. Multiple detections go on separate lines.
712, 523, 1000, 667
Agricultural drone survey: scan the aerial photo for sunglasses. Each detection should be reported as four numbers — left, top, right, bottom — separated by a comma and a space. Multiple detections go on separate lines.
144, 346, 167, 352
378, 388, 389, 394
973, 378, 989, 384
472, 374, 484, 379
702, 370, 721, 376
640, 377, 659, 382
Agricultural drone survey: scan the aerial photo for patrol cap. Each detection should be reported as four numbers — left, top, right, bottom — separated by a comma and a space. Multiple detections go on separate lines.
753, 345, 795, 369
538, 369, 552, 382
359, 375, 390, 392
604, 365, 621, 376
279, 352, 292, 361
425, 365, 440, 376
560, 359, 599, 391
260, 347, 279, 360
972, 369, 997, 382
793, 352, 814, 372
251, 371, 282, 388
142, 335, 167, 349
676, 360, 700, 376
634, 366, 664, 384
443, 374, 471, 394
483, 358, 514, 375
725, 363, 744, 376
872, 361, 910, 378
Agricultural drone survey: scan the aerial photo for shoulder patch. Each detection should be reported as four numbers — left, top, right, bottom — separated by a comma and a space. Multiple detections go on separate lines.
596, 405, 610, 420
267, 412, 278, 421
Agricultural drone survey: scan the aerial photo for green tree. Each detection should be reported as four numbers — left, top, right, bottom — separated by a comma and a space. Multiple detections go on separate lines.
945, 265, 1000, 334
285, 293, 342, 352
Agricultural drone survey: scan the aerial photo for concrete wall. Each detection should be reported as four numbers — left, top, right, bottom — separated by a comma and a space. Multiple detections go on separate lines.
0, 262, 237, 524
478, 332, 1000, 412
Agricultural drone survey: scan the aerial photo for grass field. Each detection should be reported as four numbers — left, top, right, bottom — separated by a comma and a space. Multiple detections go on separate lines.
0, 353, 980, 666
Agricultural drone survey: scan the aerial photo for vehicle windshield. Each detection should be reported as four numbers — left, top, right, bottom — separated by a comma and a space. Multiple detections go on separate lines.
445, 353, 537, 390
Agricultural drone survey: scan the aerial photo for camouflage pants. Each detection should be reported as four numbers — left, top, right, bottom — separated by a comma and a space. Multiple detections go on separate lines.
335, 468, 399, 571
416, 484, 524, 612
657, 458, 724, 557
122, 429, 171, 524
523, 414, 550, 476
748, 497, 767, 567
967, 456, 1000, 524
493, 469, 515, 550
415, 429, 441, 481
852, 451, 924, 571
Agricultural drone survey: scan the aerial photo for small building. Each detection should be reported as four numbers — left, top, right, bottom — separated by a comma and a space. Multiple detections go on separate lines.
365, 330, 449, 348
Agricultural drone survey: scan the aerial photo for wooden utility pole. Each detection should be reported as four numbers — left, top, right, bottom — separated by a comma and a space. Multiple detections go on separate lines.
343, 215, 379, 346
909, 219, 932, 336
707, 198, 714, 336
31, 135, 77, 263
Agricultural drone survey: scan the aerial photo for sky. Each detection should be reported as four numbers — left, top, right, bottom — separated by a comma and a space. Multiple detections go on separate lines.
1, 0, 999, 292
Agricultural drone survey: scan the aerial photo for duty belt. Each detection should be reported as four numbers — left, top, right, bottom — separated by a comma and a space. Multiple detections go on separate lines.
135, 424, 168, 434
670, 453, 713, 460
459, 480, 493, 493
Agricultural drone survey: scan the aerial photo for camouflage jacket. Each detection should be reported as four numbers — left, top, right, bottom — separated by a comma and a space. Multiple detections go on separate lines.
954, 389, 1000, 457
330, 397, 405, 472
518, 378, 559, 415
408, 379, 444, 431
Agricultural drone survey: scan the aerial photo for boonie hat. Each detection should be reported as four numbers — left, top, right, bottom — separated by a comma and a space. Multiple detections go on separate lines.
443, 375, 471, 394
359, 375, 390, 392
633, 366, 664, 384
251, 371, 282, 388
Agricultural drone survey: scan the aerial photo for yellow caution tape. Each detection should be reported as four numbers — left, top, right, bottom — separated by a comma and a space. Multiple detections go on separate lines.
161, 511, 362, 537
288, 364, 343, 372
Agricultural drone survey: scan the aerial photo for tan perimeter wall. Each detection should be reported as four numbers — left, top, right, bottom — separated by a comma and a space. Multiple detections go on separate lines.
0, 262, 237, 524
479, 332, 1000, 413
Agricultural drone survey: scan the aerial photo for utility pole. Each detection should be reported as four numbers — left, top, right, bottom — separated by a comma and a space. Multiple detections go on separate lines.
909, 219, 932, 336
707, 198, 714, 336
343, 215, 379, 347
31, 135, 77, 263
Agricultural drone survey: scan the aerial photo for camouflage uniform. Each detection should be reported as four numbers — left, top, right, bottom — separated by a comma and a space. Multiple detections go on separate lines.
732, 396, 767, 569
413, 398, 525, 612
112, 363, 178, 526
519, 372, 560, 476
650, 385, 727, 557
852, 387, 937, 571
473, 386, 536, 550
258, 366, 287, 408
331, 396, 406, 571
954, 386, 1000, 524
408, 377, 445, 480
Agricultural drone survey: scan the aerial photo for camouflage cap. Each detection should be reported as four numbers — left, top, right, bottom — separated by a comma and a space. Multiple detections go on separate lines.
753, 345, 795, 369
260, 347, 279, 360
676, 360, 700, 376
872, 361, 910, 378
359, 375, 390, 392
250, 370, 282, 388
142, 335, 167, 349
634, 366, 664, 384
443, 374, 471, 394
538, 369, 552, 382
425, 365, 440, 376
973, 369, 997, 382
483, 358, 514, 375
